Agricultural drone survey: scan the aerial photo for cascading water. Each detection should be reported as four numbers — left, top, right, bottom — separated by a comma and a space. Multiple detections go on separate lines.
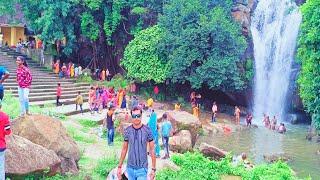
251, 0, 302, 122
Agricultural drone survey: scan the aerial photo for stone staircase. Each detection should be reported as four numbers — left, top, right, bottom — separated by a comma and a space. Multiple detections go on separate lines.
0, 47, 91, 115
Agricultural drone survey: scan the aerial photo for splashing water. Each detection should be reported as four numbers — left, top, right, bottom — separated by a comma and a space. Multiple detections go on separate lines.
251, 0, 302, 122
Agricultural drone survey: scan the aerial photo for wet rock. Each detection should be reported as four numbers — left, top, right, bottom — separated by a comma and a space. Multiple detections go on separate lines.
263, 153, 292, 163
199, 143, 227, 160
12, 115, 80, 174
5, 135, 61, 175
167, 111, 201, 146
169, 130, 192, 153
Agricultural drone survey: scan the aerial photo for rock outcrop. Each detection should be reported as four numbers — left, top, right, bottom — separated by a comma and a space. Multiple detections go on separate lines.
5, 135, 60, 175
232, 0, 255, 35
167, 111, 202, 146
12, 115, 80, 174
169, 130, 192, 153
199, 143, 227, 160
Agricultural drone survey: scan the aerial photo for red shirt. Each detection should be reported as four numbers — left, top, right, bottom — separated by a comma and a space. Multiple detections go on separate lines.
154, 86, 159, 95
57, 86, 62, 96
16, 66, 32, 88
0, 111, 11, 151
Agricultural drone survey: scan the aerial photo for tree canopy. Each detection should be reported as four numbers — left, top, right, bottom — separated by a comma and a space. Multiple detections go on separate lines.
297, 0, 320, 129
122, 0, 249, 91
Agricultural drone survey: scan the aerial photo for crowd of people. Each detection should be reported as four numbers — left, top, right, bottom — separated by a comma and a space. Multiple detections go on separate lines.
53, 60, 83, 79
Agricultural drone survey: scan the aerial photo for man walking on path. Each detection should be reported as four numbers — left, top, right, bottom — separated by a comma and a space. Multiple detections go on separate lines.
0, 100, 11, 179
161, 113, 172, 159
104, 107, 115, 146
0, 66, 9, 100
117, 106, 156, 180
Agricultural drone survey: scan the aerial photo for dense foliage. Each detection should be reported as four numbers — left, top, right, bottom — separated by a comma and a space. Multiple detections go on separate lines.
122, 0, 249, 91
158, 0, 248, 91
297, 0, 320, 129
121, 25, 169, 83
157, 152, 298, 180
10, 0, 163, 74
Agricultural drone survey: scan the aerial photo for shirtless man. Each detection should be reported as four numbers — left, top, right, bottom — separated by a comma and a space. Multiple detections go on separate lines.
270, 116, 277, 130
234, 106, 241, 125
278, 123, 286, 134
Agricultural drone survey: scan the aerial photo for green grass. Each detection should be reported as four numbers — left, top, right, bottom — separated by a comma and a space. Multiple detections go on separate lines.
78, 119, 99, 128
94, 156, 119, 178
66, 126, 96, 144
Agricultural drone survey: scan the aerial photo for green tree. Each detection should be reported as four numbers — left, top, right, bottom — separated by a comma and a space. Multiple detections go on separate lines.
121, 25, 169, 83
297, 0, 320, 129
158, 0, 248, 91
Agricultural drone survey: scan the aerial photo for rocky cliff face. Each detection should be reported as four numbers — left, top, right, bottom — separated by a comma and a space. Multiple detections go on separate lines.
232, 0, 256, 36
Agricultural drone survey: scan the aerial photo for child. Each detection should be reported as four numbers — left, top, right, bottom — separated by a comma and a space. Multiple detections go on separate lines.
75, 91, 83, 114
56, 83, 62, 106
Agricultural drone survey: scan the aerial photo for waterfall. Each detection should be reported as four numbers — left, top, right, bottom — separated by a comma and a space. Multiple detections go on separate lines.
251, 0, 302, 122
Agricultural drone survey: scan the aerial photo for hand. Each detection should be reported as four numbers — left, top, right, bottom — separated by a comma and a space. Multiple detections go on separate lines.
117, 167, 122, 180
149, 170, 155, 180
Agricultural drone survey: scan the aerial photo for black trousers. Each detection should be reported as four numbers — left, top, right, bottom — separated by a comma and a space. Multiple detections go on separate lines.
0, 90, 3, 100
56, 96, 61, 106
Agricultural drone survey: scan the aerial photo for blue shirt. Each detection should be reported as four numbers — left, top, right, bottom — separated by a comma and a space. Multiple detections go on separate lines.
0, 66, 8, 90
161, 120, 172, 137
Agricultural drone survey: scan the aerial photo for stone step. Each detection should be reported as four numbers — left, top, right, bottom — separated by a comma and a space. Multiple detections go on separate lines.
15, 90, 89, 97
3, 81, 78, 86
5, 77, 76, 82
5, 83, 90, 90
8, 86, 90, 93
30, 97, 89, 106
28, 93, 89, 102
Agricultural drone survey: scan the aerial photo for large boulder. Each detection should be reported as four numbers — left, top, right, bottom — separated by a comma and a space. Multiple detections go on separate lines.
5, 135, 60, 175
169, 130, 192, 153
11, 115, 80, 174
199, 143, 227, 160
167, 111, 201, 146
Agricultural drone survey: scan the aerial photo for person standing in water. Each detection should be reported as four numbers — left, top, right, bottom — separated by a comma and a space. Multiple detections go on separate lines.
246, 112, 253, 127
271, 116, 277, 130
234, 106, 241, 125
16, 56, 32, 117
278, 123, 286, 134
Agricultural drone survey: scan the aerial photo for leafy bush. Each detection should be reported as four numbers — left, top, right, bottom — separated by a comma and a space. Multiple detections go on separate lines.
157, 152, 299, 180
297, 0, 320, 129
76, 74, 94, 84
94, 156, 119, 177
103, 74, 129, 90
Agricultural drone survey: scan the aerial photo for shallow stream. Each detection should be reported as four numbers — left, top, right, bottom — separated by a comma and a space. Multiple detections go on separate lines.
197, 122, 320, 178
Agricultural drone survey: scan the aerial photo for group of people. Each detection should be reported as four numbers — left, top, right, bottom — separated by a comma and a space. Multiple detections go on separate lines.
94, 68, 112, 81
53, 60, 83, 79
263, 114, 286, 134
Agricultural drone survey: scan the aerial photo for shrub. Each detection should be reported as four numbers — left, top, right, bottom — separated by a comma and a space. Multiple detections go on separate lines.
157, 152, 299, 180
78, 119, 98, 128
